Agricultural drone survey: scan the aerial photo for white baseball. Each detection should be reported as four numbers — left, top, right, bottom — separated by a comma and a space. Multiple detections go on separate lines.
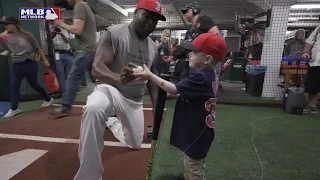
132, 66, 144, 73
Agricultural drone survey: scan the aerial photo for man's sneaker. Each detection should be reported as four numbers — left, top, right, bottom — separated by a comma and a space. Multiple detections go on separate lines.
49, 107, 69, 117
4, 109, 21, 118
41, 98, 54, 107
303, 107, 318, 114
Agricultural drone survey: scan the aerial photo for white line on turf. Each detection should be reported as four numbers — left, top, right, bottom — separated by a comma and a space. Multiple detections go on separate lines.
0, 133, 151, 149
52, 104, 167, 111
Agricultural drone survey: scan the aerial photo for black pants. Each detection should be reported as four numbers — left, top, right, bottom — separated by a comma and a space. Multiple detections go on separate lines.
10, 59, 50, 110
305, 66, 320, 94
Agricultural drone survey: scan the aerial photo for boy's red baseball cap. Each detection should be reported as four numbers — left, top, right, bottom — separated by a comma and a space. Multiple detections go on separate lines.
181, 33, 227, 61
136, 0, 166, 21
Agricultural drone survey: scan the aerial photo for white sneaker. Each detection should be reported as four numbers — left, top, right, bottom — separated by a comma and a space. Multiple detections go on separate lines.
41, 98, 54, 107
4, 109, 21, 118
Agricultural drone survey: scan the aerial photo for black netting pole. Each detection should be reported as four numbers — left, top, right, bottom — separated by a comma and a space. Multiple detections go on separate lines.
43, 0, 57, 73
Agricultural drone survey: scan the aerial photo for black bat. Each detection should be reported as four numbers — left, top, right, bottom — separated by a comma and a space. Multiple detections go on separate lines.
150, 74, 170, 155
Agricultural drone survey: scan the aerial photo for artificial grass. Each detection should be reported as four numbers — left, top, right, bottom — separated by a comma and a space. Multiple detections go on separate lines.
150, 102, 320, 180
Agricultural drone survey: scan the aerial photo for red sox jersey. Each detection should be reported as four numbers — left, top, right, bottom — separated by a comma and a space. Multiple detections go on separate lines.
170, 67, 217, 159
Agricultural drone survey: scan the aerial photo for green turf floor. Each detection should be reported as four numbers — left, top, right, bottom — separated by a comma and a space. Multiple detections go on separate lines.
150, 100, 320, 180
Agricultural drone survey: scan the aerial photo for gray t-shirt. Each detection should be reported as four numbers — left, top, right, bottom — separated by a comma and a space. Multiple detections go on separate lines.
0, 32, 39, 63
105, 23, 158, 102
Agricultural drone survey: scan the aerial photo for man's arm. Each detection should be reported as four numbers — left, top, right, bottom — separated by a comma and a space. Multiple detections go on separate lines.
92, 30, 120, 84
302, 42, 313, 54
302, 26, 319, 58
147, 64, 159, 109
60, 2, 86, 35
58, 19, 84, 35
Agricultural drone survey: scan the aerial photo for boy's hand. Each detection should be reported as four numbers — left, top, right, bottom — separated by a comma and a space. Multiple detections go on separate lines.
132, 64, 152, 81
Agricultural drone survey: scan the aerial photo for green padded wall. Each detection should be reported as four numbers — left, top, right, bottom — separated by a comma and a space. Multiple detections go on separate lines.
0, 56, 11, 101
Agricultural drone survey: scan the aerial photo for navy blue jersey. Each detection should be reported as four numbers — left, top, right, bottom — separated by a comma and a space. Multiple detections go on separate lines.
170, 68, 218, 159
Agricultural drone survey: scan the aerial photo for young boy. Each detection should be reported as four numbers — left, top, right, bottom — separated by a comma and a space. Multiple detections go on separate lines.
133, 33, 227, 180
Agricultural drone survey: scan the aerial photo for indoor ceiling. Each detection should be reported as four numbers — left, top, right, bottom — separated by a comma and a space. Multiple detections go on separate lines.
42, 0, 320, 30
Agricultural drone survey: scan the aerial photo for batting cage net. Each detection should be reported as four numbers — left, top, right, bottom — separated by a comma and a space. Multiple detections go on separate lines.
0, 0, 319, 106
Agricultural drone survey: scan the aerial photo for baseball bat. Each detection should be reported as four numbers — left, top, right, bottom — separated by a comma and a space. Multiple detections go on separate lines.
150, 73, 169, 156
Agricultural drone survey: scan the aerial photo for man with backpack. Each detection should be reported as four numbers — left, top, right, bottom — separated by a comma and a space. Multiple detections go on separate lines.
50, 0, 97, 117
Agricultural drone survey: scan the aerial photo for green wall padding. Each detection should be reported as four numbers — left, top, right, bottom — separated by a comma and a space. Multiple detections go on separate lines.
0, 55, 10, 101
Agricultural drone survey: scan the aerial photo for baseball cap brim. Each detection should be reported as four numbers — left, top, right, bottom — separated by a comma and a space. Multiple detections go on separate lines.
181, 41, 199, 51
0, 20, 15, 25
138, 9, 166, 21
155, 13, 166, 21
181, 7, 189, 14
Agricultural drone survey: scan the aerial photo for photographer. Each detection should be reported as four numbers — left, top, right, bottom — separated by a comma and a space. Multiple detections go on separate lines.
49, 21, 73, 93
180, 12, 220, 79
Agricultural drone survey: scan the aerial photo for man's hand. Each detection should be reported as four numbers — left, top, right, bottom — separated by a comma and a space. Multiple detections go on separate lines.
119, 63, 138, 84
301, 52, 310, 59
54, 19, 64, 26
49, 25, 55, 33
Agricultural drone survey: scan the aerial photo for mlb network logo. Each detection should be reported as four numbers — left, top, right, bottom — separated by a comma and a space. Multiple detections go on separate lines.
19, 8, 60, 20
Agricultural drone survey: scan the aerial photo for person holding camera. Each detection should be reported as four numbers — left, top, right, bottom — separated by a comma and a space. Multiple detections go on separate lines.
49, 21, 73, 93
50, 0, 96, 117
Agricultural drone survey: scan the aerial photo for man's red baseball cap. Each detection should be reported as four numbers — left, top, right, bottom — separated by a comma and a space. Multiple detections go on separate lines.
136, 0, 166, 21
181, 33, 227, 61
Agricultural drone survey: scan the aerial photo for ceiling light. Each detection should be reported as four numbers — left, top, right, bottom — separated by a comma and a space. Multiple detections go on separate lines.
290, 4, 320, 9
125, 8, 136, 13
288, 17, 319, 21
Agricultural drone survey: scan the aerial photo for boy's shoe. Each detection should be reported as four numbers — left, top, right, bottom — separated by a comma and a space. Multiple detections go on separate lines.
177, 173, 187, 180
303, 107, 318, 114
4, 108, 21, 119
41, 98, 54, 107
49, 107, 69, 117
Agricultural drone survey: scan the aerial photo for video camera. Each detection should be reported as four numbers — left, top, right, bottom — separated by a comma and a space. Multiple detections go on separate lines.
54, 27, 61, 33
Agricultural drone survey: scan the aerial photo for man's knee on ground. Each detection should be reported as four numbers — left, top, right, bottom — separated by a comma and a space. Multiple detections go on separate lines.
129, 143, 142, 150
126, 136, 143, 150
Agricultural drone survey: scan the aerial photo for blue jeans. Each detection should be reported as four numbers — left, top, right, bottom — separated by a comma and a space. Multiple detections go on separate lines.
55, 53, 73, 92
62, 52, 95, 111
10, 59, 50, 110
